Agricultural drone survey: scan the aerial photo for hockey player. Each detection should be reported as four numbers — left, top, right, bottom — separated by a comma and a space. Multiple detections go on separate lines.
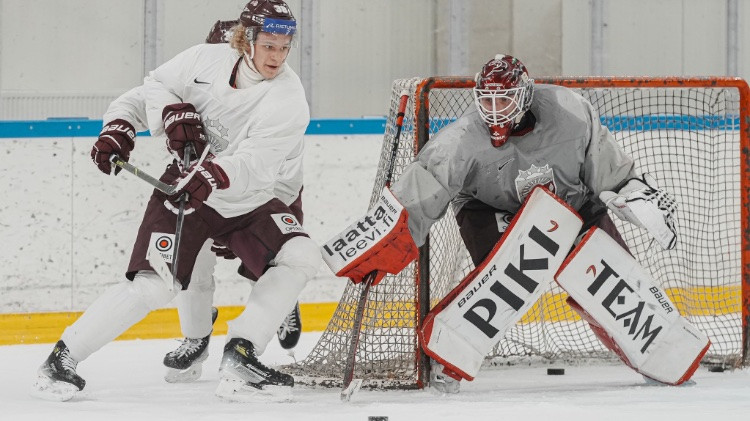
322, 54, 688, 394
86, 82, 303, 385
161, 14, 303, 385
34, 0, 319, 403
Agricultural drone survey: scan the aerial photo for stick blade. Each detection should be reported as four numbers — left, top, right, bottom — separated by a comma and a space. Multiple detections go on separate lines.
340, 378, 363, 402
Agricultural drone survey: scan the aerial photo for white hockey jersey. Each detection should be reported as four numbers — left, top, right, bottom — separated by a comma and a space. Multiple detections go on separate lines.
142, 43, 309, 217
391, 84, 637, 246
103, 85, 303, 208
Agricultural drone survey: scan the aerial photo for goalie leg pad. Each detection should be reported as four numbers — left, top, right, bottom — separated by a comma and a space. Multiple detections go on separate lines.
555, 227, 710, 385
420, 187, 583, 380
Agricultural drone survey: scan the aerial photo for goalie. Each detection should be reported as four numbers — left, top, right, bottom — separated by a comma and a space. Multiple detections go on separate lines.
323, 54, 699, 394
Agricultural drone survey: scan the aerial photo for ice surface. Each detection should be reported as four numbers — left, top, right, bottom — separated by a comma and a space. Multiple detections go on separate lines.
4, 332, 750, 421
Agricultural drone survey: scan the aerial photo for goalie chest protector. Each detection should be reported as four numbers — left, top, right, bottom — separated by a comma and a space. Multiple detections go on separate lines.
421, 186, 583, 380
555, 227, 710, 385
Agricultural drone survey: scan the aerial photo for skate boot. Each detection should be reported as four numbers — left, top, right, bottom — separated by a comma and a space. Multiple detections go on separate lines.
430, 360, 461, 394
164, 307, 218, 383
215, 337, 294, 402
31, 340, 85, 401
277, 302, 301, 350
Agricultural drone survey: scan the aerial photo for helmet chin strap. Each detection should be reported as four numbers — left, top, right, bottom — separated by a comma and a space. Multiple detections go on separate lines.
245, 42, 255, 61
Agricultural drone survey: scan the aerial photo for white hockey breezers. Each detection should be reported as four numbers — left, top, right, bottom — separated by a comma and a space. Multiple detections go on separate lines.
420, 187, 583, 381
555, 227, 710, 385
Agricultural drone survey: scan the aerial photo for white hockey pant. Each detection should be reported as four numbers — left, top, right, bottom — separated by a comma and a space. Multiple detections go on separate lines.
61, 271, 178, 362
226, 236, 321, 354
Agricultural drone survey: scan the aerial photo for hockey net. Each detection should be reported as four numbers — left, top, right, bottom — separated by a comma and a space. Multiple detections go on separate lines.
288, 76, 750, 389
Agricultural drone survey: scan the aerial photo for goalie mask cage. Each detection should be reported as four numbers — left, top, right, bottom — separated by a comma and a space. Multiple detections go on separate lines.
287, 76, 750, 389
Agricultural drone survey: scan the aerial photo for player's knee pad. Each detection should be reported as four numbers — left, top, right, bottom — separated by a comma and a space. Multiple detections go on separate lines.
131, 271, 178, 310
274, 236, 322, 280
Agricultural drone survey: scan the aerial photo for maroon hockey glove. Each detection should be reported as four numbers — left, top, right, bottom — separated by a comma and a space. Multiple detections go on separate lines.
91, 119, 136, 175
167, 161, 229, 212
211, 243, 237, 259
163, 103, 207, 161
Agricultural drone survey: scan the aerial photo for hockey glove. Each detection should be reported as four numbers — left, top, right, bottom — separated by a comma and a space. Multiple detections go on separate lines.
321, 187, 418, 286
163, 103, 207, 162
599, 173, 677, 250
91, 119, 136, 175
165, 161, 229, 214
211, 243, 237, 259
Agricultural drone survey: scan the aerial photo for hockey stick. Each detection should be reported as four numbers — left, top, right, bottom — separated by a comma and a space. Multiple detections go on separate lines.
341, 91, 410, 402
110, 155, 177, 195
171, 143, 194, 284
110, 146, 211, 196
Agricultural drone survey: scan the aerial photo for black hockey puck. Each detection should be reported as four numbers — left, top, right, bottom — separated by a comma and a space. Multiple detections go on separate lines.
708, 366, 725, 373
547, 368, 565, 375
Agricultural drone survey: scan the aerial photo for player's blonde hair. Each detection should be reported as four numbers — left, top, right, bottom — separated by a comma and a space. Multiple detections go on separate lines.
229, 24, 251, 56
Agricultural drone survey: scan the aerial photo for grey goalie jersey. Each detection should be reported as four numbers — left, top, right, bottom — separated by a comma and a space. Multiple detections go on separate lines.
390, 84, 637, 246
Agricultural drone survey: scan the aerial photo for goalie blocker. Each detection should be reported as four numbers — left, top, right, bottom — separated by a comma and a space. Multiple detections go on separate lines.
322, 187, 418, 285
420, 187, 583, 381
555, 227, 710, 385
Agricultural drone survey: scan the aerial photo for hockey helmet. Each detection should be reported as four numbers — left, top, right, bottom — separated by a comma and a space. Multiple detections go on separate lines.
239, 0, 297, 42
473, 54, 534, 129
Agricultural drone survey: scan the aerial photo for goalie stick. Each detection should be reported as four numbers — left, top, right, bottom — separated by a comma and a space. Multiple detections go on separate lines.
341, 91, 410, 402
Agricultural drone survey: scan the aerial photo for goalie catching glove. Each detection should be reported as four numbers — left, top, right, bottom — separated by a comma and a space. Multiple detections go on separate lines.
599, 173, 677, 250
164, 160, 229, 214
321, 187, 418, 286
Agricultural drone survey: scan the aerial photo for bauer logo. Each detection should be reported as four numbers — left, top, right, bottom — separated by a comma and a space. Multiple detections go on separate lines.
148, 232, 175, 264
321, 189, 403, 272
271, 213, 304, 234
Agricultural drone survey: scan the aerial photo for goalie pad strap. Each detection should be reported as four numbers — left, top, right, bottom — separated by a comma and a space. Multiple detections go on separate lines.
420, 186, 583, 380
555, 227, 709, 385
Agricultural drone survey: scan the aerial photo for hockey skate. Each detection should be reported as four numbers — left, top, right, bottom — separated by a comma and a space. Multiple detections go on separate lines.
277, 302, 301, 350
31, 340, 86, 402
163, 307, 218, 383
215, 337, 294, 403
430, 360, 461, 394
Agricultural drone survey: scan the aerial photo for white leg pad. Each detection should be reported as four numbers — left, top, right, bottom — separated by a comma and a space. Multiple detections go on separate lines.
227, 236, 321, 354
62, 271, 177, 361
556, 227, 710, 385
420, 187, 582, 381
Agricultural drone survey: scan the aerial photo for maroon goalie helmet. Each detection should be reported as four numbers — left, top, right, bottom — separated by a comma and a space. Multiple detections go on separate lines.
473, 54, 534, 146
239, 0, 297, 42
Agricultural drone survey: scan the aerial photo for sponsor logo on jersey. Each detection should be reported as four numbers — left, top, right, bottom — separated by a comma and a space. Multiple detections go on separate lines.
148, 232, 175, 264
515, 164, 556, 202
271, 213, 305, 234
202, 118, 230, 154
585, 259, 665, 353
